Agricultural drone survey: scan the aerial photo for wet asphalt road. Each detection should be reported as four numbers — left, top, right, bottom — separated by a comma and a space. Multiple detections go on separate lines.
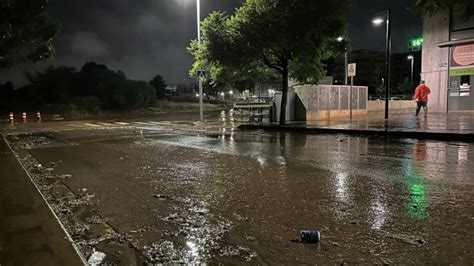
6, 123, 474, 264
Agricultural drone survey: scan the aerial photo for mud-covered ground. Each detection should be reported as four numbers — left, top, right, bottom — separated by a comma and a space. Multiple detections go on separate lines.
6, 124, 474, 264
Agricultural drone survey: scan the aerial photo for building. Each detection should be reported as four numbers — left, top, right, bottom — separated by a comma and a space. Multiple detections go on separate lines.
421, 11, 474, 112
333, 49, 421, 96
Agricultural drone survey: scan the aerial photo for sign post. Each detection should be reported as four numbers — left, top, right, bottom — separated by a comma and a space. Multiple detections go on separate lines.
348, 63, 357, 119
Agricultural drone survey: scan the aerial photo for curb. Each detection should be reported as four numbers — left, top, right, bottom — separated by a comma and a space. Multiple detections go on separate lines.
237, 124, 474, 142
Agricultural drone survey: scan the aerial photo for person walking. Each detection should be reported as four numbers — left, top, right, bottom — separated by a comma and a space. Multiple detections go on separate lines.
414, 80, 431, 117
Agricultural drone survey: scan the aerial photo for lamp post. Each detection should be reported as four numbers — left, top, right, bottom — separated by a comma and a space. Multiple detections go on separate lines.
197, 0, 203, 122
407, 55, 414, 90
337, 36, 348, 85
373, 9, 391, 120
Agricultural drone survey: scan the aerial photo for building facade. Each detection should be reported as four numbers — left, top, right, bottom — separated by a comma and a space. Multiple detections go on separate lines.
421, 11, 474, 112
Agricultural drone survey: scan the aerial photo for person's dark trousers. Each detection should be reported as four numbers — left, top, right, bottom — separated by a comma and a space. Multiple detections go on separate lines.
416, 101, 428, 116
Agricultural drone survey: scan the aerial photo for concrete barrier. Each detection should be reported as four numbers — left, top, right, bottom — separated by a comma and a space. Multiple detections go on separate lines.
294, 84, 369, 121
367, 100, 415, 112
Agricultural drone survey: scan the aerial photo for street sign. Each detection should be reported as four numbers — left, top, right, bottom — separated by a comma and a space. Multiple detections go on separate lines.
348, 63, 356, 77
196, 69, 207, 79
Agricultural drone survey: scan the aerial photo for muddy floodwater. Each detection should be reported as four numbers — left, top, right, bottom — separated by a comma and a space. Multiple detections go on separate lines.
6, 127, 474, 264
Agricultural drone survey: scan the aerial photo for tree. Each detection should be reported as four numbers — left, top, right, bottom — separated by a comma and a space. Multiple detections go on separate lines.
24, 65, 77, 104
188, 0, 349, 125
412, 0, 473, 18
395, 78, 413, 96
17, 62, 157, 110
0, 0, 58, 68
149, 75, 168, 99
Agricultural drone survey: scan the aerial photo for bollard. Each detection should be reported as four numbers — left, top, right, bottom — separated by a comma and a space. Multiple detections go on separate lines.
22, 112, 27, 123
9, 112, 14, 125
37, 111, 42, 122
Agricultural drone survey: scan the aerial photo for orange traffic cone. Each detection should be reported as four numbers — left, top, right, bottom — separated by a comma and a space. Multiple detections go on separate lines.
9, 112, 14, 125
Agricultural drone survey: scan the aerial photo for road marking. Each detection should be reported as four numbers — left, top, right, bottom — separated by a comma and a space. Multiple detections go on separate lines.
95, 122, 116, 126
134, 122, 154, 126
84, 123, 100, 127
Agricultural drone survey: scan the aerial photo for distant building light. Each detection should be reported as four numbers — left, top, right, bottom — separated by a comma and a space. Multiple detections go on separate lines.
337, 36, 344, 42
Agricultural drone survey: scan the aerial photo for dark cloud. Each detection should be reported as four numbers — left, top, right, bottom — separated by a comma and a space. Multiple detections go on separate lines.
1, 0, 420, 87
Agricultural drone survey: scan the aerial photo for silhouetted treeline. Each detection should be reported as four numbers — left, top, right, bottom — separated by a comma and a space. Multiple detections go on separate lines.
0, 62, 158, 112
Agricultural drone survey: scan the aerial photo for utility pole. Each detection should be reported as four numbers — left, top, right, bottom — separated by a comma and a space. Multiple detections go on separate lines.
197, 0, 203, 122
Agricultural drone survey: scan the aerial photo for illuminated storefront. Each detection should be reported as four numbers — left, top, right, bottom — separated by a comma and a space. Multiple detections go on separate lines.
421, 11, 474, 112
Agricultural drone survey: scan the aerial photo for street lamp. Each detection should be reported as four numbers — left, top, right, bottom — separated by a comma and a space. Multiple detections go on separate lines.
337, 36, 348, 85
196, 0, 203, 122
407, 55, 414, 90
372, 9, 391, 120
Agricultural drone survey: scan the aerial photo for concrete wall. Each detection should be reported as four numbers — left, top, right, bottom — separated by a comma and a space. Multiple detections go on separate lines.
294, 84, 368, 121
367, 100, 415, 112
421, 12, 450, 113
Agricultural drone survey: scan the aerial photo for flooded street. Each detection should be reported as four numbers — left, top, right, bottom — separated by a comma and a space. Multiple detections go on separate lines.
5, 124, 474, 264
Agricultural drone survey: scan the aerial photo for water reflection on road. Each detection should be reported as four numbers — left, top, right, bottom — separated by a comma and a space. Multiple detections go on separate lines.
137, 128, 474, 263
13, 121, 474, 264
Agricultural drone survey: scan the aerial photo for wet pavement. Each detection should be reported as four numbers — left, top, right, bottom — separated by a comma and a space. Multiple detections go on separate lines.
2, 112, 474, 264
240, 110, 474, 141
306, 110, 474, 133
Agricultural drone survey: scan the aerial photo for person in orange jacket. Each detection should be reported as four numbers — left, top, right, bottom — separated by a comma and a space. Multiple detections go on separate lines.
414, 80, 431, 117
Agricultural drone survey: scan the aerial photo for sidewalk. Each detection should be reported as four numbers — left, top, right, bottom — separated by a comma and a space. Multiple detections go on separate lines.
0, 136, 85, 265
239, 110, 474, 141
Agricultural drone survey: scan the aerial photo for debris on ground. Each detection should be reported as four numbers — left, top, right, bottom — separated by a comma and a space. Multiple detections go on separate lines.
154, 194, 172, 200
299, 230, 321, 243
219, 245, 257, 262
87, 249, 106, 265
58, 174, 73, 179
385, 232, 426, 246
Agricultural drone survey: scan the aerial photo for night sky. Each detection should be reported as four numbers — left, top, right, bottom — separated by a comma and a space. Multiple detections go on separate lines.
1, 0, 421, 86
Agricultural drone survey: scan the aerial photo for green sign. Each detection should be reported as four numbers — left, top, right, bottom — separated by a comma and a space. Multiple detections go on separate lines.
450, 67, 474, 76
408, 37, 424, 51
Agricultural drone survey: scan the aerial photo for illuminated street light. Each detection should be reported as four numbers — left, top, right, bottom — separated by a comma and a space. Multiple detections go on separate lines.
337, 36, 349, 85
372, 17, 384, 25
229, 90, 234, 95
407, 55, 414, 89
372, 9, 391, 120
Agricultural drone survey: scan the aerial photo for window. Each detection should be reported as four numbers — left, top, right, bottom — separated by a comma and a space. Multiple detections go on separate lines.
451, 29, 474, 41
451, 12, 474, 41
452, 13, 474, 31
460, 75, 470, 85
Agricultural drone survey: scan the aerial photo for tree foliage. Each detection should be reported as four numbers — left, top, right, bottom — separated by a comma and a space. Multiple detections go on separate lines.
0, 0, 58, 68
188, 0, 349, 125
150, 74, 168, 99
6, 62, 156, 111
412, 0, 474, 18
